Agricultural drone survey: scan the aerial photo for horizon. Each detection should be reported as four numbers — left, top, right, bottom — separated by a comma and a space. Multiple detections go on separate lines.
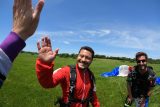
22, 50, 160, 60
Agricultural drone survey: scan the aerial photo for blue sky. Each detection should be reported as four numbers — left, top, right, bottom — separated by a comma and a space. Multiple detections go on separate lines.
0, 0, 160, 59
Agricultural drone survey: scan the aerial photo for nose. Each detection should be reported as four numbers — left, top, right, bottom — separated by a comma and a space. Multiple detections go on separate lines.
81, 57, 86, 61
139, 61, 143, 64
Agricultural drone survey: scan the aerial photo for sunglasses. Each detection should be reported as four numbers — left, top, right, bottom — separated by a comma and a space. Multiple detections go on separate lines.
137, 59, 146, 63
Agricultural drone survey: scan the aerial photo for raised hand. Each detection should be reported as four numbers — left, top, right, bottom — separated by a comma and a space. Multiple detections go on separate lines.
37, 37, 59, 63
12, 0, 44, 40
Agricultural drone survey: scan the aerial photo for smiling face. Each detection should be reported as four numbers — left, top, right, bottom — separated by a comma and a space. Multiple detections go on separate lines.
76, 49, 93, 70
136, 55, 147, 71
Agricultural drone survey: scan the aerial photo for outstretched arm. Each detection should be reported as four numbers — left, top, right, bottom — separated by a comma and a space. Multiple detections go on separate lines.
36, 37, 60, 88
1, 0, 45, 62
0, 0, 44, 88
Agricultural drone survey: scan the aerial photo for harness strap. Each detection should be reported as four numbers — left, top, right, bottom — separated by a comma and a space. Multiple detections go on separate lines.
55, 65, 95, 107
69, 65, 76, 102
68, 65, 95, 105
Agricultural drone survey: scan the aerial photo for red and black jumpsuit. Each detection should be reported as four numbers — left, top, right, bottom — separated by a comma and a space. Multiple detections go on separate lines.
36, 58, 100, 107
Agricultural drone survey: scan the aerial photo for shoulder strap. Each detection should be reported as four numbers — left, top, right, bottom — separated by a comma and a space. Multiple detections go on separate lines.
87, 69, 95, 103
68, 65, 95, 104
129, 66, 137, 80
147, 66, 155, 75
147, 66, 156, 87
69, 65, 76, 102
54, 65, 76, 106
88, 69, 95, 84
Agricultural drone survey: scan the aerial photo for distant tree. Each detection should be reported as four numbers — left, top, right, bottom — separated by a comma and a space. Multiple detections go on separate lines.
94, 54, 106, 59
20, 51, 160, 64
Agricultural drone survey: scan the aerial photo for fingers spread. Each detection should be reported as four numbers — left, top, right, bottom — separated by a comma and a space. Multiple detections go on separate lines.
37, 42, 41, 51
41, 37, 46, 47
46, 37, 52, 48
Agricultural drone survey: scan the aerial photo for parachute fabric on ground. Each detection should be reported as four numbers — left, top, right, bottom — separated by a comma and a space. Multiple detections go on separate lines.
100, 65, 160, 85
117, 65, 129, 76
156, 77, 160, 85
100, 66, 119, 77
100, 65, 129, 77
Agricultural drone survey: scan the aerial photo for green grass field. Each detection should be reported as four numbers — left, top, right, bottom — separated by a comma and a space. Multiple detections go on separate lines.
0, 53, 160, 107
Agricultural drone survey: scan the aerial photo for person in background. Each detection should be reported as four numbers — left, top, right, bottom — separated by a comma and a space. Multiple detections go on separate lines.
124, 52, 156, 107
0, 0, 44, 88
36, 37, 100, 107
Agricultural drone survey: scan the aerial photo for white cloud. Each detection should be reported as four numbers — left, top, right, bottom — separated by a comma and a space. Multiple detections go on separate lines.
96, 28, 160, 51
35, 27, 160, 51
35, 31, 54, 36
83, 29, 111, 37
63, 41, 70, 45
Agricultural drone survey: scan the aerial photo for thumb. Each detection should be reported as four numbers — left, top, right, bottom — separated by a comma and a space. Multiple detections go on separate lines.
33, 0, 44, 18
53, 48, 59, 57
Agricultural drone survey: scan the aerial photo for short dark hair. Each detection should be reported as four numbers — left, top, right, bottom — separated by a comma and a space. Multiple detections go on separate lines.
78, 46, 94, 58
135, 52, 148, 61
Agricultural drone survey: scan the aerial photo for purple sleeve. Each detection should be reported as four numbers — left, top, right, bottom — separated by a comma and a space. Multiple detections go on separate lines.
0, 32, 26, 62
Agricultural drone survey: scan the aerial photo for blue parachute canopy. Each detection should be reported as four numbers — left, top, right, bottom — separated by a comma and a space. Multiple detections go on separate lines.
101, 66, 119, 77
156, 77, 160, 85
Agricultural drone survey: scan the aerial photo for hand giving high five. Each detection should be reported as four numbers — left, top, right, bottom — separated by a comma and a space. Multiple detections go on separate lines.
12, 0, 44, 40
37, 37, 59, 63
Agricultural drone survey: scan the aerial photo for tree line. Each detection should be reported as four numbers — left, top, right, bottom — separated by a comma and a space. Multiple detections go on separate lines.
21, 51, 160, 64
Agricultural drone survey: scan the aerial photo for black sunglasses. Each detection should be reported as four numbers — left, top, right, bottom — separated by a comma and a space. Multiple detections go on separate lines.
137, 59, 146, 63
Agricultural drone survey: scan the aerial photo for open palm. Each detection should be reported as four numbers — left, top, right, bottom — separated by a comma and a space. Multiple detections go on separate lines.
12, 0, 44, 40
37, 37, 59, 63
